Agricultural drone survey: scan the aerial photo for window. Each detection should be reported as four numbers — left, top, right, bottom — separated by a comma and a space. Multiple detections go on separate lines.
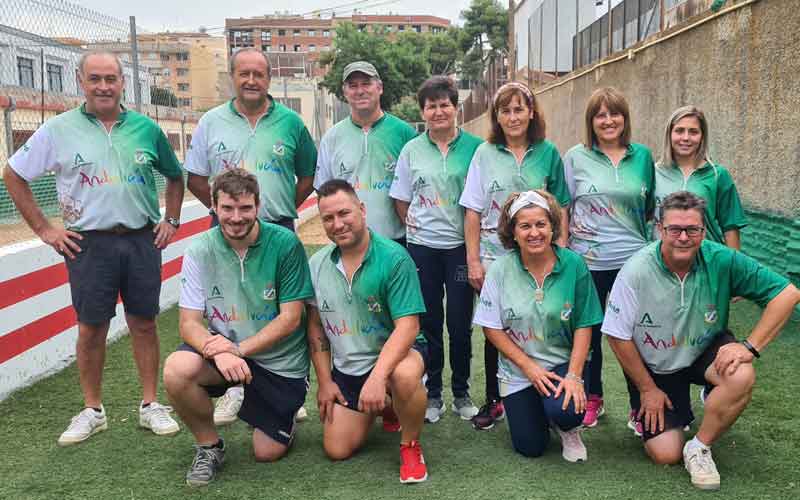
263, 44, 272, 52
176, 68, 189, 76
162, 68, 171, 76
279, 44, 286, 51
293, 44, 301, 52
17, 57, 34, 88
322, 30, 330, 37
397, 24, 405, 32
160, 53, 170, 61
177, 98, 192, 108
357, 24, 366, 32
308, 30, 316, 36
177, 83, 190, 91
308, 44, 316, 52
412, 25, 421, 33
278, 29, 286, 36
261, 31, 271, 41
46, 63, 63, 92
176, 52, 189, 61
432, 26, 442, 34
293, 29, 301, 37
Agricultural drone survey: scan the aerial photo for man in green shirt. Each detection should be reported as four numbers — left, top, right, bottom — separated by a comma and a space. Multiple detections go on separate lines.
306, 179, 429, 483
163, 168, 314, 487
314, 61, 417, 244
185, 47, 317, 424
602, 191, 800, 490
4, 51, 184, 446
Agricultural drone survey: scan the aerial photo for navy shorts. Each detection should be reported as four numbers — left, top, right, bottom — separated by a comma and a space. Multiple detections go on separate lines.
630, 330, 737, 441
64, 225, 161, 324
175, 343, 307, 446
331, 341, 427, 412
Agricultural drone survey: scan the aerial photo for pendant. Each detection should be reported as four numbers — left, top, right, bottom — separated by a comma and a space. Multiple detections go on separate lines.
534, 288, 544, 302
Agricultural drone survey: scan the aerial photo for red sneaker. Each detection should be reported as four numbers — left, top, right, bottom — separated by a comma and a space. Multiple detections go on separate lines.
382, 406, 401, 432
399, 440, 428, 483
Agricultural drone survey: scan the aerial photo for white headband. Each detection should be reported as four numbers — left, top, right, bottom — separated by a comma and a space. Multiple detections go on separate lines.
509, 191, 550, 219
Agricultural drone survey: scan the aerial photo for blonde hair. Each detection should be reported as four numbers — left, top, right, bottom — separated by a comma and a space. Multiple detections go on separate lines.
659, 105, 710, 168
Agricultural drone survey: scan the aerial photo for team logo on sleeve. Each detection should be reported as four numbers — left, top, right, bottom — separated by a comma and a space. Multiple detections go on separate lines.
560, 302, 573, 322
263, 282, 276, 301
272, 141, 285, 156
72, 153, 92, 169
411, 176, 428, 193
488, 180, 503, 193
704, 305, 718, 325
319, 299, 335, 312
637, 312, 661, 328
338, 161, 353, 176
134, 149, 149, 165
209, 285, 223, 299
366, 296, 382, 313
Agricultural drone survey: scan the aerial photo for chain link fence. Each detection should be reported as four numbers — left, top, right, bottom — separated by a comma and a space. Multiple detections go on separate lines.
0, 0, 212, 244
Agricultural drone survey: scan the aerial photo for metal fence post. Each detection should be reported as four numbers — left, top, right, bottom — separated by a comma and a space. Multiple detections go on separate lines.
129, 16, 142, 112
180, 114, 187, 159
4, 98, 16, 160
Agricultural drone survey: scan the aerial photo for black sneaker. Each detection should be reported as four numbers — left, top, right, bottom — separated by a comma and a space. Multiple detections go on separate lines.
471, 400, 505, 430
186, 439, 225, 487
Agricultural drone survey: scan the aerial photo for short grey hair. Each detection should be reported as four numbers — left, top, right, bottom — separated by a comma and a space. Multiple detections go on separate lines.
660, 191, 707, 220
229, 48, 271, 75
78, 51, 123, 77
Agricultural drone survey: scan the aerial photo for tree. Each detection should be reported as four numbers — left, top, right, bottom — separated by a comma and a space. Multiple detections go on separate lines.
319, 23, 461, 109
390, 95, 422, 124
459, 0, 508, 82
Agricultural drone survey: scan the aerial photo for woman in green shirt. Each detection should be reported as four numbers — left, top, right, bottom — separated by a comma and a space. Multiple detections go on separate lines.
653, 105, 747, 247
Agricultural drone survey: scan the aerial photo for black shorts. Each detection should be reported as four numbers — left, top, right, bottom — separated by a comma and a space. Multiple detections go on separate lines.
64, 225, 161, 324
175, 343, 307, 446
631, 330, 737, 441
331, 341, 428, 412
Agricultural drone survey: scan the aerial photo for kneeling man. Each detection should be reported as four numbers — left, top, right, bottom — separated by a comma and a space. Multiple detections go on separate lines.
307, 179, 429, 483
603, 191, 800, 490
163, 168, 313, 486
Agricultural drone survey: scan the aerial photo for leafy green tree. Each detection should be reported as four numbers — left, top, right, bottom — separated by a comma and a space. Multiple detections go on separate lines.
459, 0, 508, 82
428, 28, 464, 75
389, 95, 422, 124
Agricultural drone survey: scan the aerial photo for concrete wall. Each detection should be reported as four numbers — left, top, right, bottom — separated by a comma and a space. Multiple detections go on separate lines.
533, 0, 799, 217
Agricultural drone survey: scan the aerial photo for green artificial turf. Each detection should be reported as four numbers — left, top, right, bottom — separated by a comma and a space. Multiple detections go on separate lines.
2, 245, 798, 499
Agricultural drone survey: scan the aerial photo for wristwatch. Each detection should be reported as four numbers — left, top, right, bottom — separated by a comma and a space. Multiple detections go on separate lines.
165, 217, 180, 229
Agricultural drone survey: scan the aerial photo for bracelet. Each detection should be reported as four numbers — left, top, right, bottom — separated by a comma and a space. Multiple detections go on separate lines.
233, 342, 244, 358
565, 372, 584, 384
741, 339, 760, 358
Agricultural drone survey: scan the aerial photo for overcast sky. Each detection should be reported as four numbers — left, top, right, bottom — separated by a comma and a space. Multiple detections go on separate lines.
76, 0, 478, 33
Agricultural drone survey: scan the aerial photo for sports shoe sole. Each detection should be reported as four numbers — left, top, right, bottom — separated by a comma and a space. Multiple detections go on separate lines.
626, 419, 643, 437
583, 407, 605, 428
57, 421, 108, 446
213, 414, 238, 426
399, 472, 428, 484
140, 420, 180, 436
451, 403, 479, 421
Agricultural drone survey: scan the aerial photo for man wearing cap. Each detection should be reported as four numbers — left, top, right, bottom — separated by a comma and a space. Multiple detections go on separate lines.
602, 191, 800, 490
3, 51, 184, 445
184, 47, 317, 424
314, 61, 417, 246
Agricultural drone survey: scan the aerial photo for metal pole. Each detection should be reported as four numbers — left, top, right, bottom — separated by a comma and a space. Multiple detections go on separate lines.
538, 8, 543, 87
608, 0, 612, 56
4, 97, 16, 159
554, 0, 559, 77
129, 16, 142, 112
576, 0, 580, 68
40, 49, 45, 127
180, 114, 186, 159
659, 0, 665, 31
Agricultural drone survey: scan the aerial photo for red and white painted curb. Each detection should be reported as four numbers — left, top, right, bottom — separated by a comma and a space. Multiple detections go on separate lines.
0, 196, 317, 400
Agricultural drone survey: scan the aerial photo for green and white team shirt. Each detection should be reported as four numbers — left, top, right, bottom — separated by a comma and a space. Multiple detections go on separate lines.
565, 143, 655, 271
184, 98, 317, 221
388, 129, 482, 249
473, 246, 603, 397
314, 113, 417, 240
459, 140, 570, 262
653, 162, 747, 243
307, 231, 426, 376
602, 240, 789, 374
179, 220, 314, 378
8, 105, 182, 231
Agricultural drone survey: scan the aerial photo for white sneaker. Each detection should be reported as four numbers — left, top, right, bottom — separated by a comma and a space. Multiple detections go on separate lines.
140, 401, 180, 436
58, 406, 108, 446
424, 398, 445, 423
555, 426, 587, 463
213, 387, 244, 426
295, 406, 308, 422
451, 396, 479, 420
683, 441, 720, 490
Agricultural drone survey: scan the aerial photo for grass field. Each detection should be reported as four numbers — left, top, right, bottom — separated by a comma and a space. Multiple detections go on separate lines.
2, 245, 799, 500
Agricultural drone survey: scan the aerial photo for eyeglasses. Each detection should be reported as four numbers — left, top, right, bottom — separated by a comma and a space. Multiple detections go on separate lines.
663, 225, 705, 237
